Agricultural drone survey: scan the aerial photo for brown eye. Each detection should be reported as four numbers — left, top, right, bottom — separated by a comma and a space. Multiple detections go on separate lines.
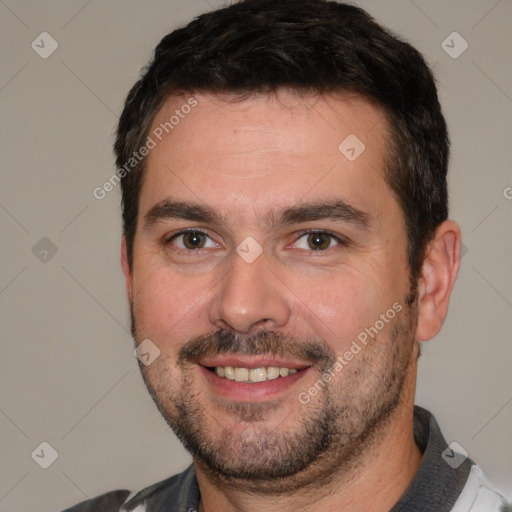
306, 232, 333, 250
182, 232, 207, 249
293, 231, 341, 251
169, 231, 214, 250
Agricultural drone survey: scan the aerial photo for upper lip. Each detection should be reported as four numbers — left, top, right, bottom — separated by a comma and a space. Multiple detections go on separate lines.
198, 355, 312, 370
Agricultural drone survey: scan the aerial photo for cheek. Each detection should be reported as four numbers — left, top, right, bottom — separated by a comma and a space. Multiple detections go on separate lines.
131, 263, 208, 346
291, 271, 378, 343
292, 265, 400, 353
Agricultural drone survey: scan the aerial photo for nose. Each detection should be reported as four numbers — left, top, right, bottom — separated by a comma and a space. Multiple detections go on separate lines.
208, 251, 292, 334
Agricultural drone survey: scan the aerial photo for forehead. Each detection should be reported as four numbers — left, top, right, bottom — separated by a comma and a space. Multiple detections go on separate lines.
140, 90, 393, 220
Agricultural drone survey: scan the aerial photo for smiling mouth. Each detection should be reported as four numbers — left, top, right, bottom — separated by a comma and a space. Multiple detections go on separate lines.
204, 365, 308, 383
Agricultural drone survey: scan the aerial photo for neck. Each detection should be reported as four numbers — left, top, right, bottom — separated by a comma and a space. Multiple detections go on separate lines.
196, 367, 422, 512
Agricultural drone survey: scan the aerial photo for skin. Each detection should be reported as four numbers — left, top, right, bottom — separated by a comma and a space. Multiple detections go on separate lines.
121, 90, 461, 512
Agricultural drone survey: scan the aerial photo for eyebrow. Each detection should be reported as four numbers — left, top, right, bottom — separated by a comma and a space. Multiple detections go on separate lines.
268, 200, 370, 229
143, 198, 370, 230
144, 200, 222, 228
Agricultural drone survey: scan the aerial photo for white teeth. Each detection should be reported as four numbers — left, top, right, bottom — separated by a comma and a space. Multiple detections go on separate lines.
212, 365, 303, 382
266, 367, 280, 380
249, 367, 267, 382
234, 367, 249, 382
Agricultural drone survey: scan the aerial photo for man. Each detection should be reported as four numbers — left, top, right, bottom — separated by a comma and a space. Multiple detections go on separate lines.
64, 0, 509, 510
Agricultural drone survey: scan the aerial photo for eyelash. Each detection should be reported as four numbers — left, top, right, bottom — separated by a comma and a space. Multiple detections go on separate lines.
292, 229, 347, 251
165, 228, 217, 250
165, 228, 347, 252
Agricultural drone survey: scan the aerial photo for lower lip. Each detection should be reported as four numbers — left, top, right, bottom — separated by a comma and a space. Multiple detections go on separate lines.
199, 366, 312, 401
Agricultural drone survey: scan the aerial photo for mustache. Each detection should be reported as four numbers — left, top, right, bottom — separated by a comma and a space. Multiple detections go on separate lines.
178, 330, 336, 371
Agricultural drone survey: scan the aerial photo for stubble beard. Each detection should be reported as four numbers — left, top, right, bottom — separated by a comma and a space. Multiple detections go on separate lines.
134, 295, 418, 494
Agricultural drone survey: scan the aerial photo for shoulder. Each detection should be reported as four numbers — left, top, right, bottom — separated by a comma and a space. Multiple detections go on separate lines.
60, 464, 199, 512
451, 465, 512, 512
393, 406, 511, 512
61, 489, 131, 512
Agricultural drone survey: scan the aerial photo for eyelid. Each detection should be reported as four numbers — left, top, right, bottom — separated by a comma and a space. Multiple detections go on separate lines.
165, 228, 219, 249
166, 227, 209, 239
289, 229, 348, 249
163, 228, 348, 251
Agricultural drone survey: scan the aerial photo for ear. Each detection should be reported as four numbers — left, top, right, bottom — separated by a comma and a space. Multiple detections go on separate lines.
121, 235, 133, 302
416, 220, 461, 342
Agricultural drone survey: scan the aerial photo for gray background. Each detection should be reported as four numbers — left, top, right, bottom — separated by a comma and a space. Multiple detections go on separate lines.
0, 1, 511, 510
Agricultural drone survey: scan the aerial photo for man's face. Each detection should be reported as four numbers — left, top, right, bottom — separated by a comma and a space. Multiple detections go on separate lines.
124, 91, 418, 489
